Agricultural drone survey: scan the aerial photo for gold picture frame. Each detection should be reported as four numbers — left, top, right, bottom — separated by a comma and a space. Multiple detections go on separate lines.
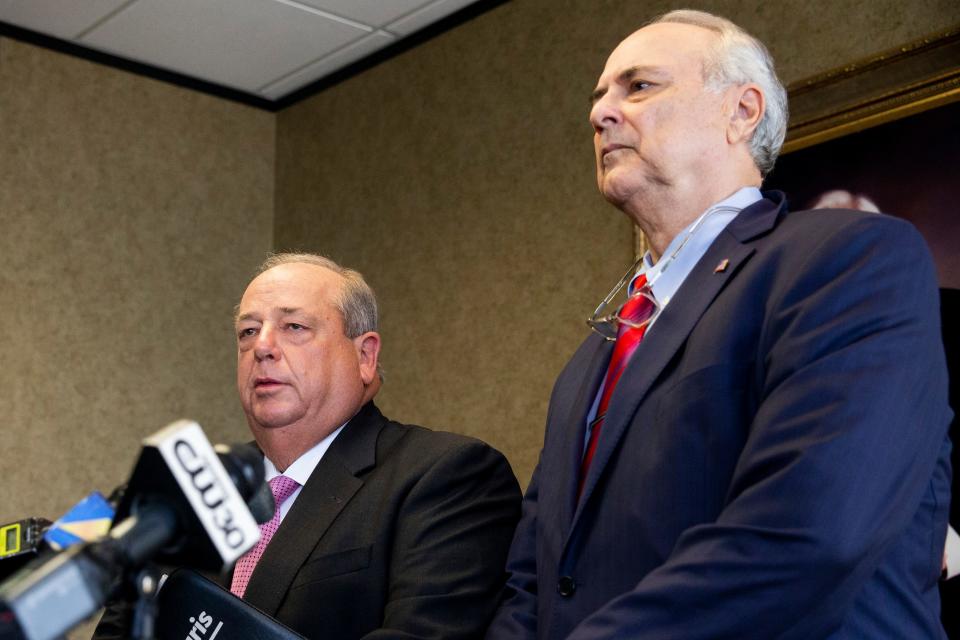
783, 25, 960, 153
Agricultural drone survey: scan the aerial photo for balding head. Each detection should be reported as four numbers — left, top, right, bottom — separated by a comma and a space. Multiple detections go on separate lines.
234, 255, 381, 471
589, 11, 782, 254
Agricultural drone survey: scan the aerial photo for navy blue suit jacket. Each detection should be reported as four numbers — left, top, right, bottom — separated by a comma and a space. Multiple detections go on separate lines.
486, 193, 952, 639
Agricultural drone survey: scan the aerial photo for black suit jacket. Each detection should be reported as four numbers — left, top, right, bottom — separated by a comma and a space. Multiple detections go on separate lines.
487, 192, 952, 639
96, 402, 521, 639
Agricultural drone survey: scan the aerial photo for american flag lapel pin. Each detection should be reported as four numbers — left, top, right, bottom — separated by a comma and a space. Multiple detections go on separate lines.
714, 258, 730, 274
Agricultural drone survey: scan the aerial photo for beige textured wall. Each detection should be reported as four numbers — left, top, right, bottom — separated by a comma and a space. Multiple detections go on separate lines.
0, 1, 953, 634
0, 38, 275, 529
274, 0, 960, 488
0, 0, 954, 525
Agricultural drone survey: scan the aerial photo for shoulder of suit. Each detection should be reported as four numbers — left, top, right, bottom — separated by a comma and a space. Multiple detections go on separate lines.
783, 206, 914, 232
379, 419, 494, 451
384, 420, 490, 447
773, 206, 925, 251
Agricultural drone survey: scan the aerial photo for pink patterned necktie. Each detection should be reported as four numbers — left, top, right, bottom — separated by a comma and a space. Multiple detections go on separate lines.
578, 274, 656, 498
230, 474, 300, 598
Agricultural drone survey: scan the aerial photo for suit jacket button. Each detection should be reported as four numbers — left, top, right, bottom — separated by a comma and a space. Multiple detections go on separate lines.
557, 576, 576, 597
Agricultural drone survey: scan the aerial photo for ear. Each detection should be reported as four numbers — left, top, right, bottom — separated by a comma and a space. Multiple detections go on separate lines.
354, 331, 381, 386
726, 84, 764, 145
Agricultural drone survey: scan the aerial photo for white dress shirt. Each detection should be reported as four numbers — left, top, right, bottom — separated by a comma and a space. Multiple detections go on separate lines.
263, 423, 346, 523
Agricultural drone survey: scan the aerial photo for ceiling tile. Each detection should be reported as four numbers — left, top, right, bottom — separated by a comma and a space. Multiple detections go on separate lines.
387, 0, 480, 37
293, 1, 430, 29
79, 0, 369, 92
0, 0, 130, 39
260, 30, 394, 99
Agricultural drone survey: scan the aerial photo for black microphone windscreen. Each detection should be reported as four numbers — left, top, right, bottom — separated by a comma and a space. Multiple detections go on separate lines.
246, 482, 275, 525
214, 443, 274, 524
111, 421, 262, 571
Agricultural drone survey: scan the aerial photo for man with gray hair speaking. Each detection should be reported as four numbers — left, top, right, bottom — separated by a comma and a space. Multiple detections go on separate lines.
226, 253, 520, 638
486, 10, 951, 639
96, 252, 520, 639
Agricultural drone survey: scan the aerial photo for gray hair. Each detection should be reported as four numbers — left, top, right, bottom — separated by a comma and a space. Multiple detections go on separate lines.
254, 252, 378, 338
651, 9, 788, 176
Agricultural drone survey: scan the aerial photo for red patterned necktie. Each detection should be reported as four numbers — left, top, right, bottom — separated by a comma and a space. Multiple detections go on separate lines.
578, 274, 657, 498
230, 474, 300, 598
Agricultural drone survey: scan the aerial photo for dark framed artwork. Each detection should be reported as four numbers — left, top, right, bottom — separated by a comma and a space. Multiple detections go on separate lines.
765, 25, 960, 639
768, 25, 960, 289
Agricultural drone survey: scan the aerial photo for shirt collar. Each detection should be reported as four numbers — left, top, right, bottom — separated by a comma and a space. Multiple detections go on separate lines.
263, 422, 347, 485
639, 186, 762, 306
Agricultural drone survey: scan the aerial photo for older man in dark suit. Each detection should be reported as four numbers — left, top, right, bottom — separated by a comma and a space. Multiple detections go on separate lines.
486, 9, 952, 639
97, 253, 520, 639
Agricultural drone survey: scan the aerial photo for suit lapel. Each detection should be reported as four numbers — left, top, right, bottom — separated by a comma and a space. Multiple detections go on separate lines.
550, 333, 613, 529
571, 194, 786, 526
243, 403, 383, 615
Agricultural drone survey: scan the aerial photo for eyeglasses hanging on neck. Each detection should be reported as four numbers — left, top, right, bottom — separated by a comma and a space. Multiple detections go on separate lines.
586, 205, 740, 341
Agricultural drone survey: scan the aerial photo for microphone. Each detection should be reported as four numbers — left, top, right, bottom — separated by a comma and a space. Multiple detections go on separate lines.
0, 490, 118, 584
212, 444, 274, 526
108, 421, 266, 570
44, 491, 115, 551
0, 520, 51, 583
0, 420, 269, 640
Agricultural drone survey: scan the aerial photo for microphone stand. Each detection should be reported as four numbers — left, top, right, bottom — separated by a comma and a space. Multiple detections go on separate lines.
131, 565, 163, 640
